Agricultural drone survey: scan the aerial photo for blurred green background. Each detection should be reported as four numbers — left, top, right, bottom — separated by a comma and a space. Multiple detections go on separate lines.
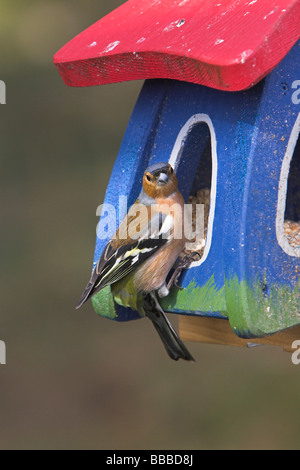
1, 0, 300, 450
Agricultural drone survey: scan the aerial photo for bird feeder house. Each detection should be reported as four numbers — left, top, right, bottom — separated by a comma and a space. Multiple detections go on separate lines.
54, 0, 300, 350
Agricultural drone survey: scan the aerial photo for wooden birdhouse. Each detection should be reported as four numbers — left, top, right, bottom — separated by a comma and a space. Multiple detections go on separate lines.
54, 0, 300, 351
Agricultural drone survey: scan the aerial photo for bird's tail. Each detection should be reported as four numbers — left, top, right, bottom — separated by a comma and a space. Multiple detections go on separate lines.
142, 292, 195, 362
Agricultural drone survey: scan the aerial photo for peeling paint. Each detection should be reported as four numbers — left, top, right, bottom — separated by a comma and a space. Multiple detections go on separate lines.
102, 40, 120, 53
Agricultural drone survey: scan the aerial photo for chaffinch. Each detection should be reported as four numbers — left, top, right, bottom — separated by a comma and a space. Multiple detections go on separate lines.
76, 162, 194, 362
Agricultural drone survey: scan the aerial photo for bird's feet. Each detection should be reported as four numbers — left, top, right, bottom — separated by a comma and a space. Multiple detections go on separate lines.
157, 283, 170, 298
166, 251, 202, 291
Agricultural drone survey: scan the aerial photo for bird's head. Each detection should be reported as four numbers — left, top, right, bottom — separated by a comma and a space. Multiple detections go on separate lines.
142, 162, 178, 199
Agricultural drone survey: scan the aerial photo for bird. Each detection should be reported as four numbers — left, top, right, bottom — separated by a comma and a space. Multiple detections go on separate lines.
76, 162, 195, 362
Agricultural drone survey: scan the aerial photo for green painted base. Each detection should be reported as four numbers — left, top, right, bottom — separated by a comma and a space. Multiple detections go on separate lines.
91, 275, 300, 339
91, 286, 117, 320
225, 276, 300, 338
162, 275, 300, 338
160, 276, 227, 316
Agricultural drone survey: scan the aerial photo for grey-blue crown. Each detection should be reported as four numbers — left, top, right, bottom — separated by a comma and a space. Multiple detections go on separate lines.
145, 162, 170, 176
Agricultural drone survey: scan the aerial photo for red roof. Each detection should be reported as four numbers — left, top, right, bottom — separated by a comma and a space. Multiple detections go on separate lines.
54, 0, 300, 91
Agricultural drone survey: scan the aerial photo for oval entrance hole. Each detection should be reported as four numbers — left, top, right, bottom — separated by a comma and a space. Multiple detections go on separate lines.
169, 114, 217, 267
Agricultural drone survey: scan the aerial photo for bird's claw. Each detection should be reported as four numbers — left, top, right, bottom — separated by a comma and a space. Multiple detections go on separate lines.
167, 251, 202, 291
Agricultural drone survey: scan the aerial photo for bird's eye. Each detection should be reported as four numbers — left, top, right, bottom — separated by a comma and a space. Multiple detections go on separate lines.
169, 166, 173, 174
145, 173, 151, 182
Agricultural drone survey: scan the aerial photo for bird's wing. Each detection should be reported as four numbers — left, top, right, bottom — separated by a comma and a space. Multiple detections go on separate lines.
76, 209, 173, 308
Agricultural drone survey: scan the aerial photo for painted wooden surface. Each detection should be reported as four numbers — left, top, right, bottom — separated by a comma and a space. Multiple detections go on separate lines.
54, 0, 300, 91
179, 316, 300, 352
91, 41, 300, 339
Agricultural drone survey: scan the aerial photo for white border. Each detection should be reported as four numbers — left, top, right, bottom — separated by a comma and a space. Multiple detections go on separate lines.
169, 113, 217, 267
276, 112, 300, 258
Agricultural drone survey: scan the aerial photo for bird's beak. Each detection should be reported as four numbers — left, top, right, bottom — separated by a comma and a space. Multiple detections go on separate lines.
157, 172, 169, 185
